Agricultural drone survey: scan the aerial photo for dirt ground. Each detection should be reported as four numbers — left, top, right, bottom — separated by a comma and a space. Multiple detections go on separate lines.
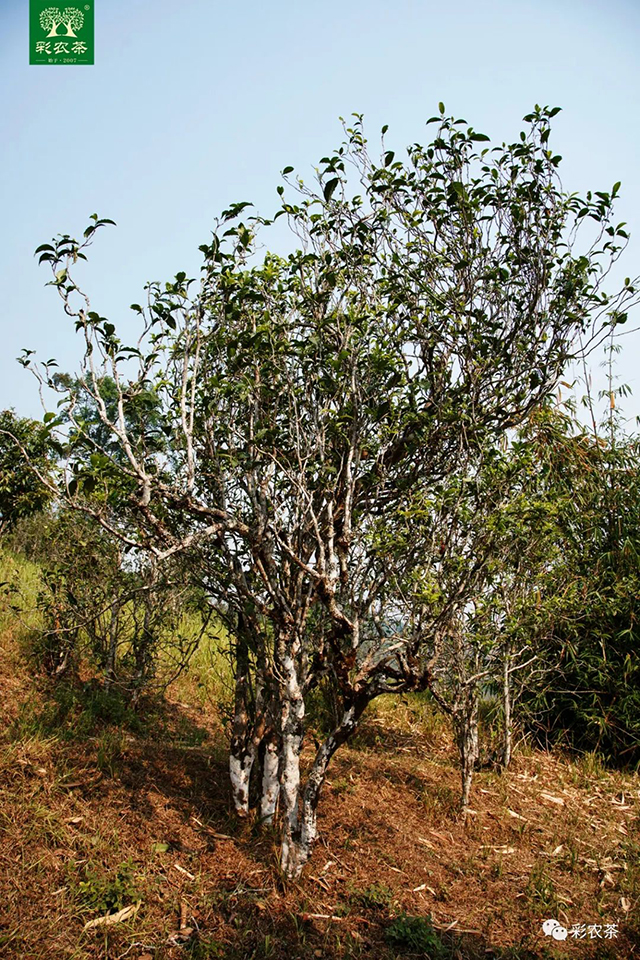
1, 624, 638, 960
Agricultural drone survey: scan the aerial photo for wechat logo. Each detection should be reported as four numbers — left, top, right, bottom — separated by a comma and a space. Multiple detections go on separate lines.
542, 919, 568, 940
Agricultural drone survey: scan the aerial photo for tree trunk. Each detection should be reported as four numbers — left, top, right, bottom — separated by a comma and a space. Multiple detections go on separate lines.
229, 741, 256, 817
457, 690, 479, 815
502, 648, 512, 769
104, 600, 120, 691
260, 730, 280, 823
278, 646, 305, 879
133, 572, 157, 692
229, 616, 257, 816
63, 22, 78, 37
297, 699, 367, 872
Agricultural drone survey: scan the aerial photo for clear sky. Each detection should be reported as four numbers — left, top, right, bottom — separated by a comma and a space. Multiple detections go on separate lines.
2, 0, 639, 427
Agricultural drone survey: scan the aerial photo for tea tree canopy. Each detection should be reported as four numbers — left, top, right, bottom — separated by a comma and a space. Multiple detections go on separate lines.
27, 106, 638, 876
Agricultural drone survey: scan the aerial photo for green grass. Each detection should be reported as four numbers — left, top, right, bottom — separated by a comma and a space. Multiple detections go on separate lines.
385, 913, 450, 957
347, 881, 394, 911
0, 547, 43, 634
525, 863, 559, 915
72, 858, 140, 916
170, 616, 233, 710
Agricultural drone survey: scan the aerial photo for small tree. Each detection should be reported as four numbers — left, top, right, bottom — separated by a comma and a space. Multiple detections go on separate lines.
515, 393, 640, 765
18, 506, 212, 693
61, 7, 83, 37
411, 437, 557, 811
26, 106, 638, 876
39, 7, 63, 37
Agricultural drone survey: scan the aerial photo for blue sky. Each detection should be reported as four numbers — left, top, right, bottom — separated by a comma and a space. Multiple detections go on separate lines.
2, 0, 639, 425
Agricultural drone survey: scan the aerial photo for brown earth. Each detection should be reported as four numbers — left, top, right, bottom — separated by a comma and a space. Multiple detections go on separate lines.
0, 626, 638, 960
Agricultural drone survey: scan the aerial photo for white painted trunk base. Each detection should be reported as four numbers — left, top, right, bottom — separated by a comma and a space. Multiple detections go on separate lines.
229, 748, 255, 816
279, 652, 305, 878
260, 739, 280, 823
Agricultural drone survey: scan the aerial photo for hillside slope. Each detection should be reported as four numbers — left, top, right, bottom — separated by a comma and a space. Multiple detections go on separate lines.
0, 582, 638, 960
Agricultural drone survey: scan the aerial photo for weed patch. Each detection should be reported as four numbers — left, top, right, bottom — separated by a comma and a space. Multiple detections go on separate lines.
385, 913, 450, 956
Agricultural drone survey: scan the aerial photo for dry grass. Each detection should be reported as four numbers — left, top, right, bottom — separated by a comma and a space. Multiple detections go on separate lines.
0, 601, 638, 959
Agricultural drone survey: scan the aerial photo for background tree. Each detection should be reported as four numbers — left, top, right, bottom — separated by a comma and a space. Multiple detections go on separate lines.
12, 505, 214, 694
516, 389, 640, 765
408, 433, 558, 811
0, 409, 54, 535
25, 106, 638, 877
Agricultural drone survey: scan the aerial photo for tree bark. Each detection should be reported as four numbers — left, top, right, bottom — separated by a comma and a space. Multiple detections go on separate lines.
502, 647, 512, 769
456, 689, 479, 814
260, 730, 280, 823
229, 742, 256, 817
278, 644, 305, 878
229, 616, 258, 816
297, 698, 367, 872
103, 600, 120, 691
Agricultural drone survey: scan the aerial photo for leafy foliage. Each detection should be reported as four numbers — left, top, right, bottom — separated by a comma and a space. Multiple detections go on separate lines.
75, 859, 139, 916
385, 913, 449, 955
13, 508, 213, 696
516, 406, 640, 764
24, 106, 640, 870
0, 409, 55, 532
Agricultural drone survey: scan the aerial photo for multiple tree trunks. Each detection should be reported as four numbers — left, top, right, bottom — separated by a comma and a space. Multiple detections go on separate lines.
40, 8, 84, 38
29, 108, 635, 884
227, 618, 372, 878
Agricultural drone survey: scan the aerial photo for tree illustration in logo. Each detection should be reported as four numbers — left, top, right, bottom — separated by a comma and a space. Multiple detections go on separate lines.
39, 7, 64, 37
61, 7, 84, 37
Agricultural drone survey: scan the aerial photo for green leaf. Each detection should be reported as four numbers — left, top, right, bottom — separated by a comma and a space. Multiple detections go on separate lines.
282, 166, 294, 175
438, 101, 445, 115
323, 178, 339, 202
34, 244, 55, 255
